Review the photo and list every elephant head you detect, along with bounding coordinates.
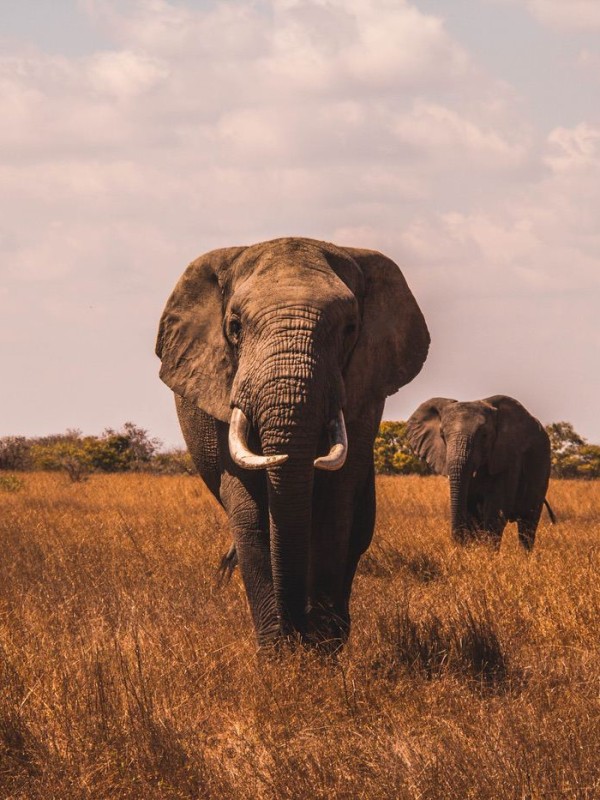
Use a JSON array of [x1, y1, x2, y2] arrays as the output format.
[[156, 237, 429, 638], [406, 395, 542, 542]]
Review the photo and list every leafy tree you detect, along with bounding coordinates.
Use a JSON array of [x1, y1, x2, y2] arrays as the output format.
[[574, 444, 600, 480], [31, 440, 93, 482], [0, 437, 32, 470], [546, 422, 587, 478], [100, 422, 161, 470], [83, 435, 133, 472], [374, 421, 429, 475]]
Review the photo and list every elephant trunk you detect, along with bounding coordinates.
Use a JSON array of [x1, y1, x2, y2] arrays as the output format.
[[447, 433, 473, 543], [233, 321, 336, 639], [264, 441, 315, 638], [259, 391, 325, 639]]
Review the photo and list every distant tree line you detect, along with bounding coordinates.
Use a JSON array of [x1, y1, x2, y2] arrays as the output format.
[[0, 419, 599, 481], [0, 423, 193, 481]]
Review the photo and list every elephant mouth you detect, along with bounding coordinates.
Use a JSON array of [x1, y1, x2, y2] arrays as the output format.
[[228, 407, 348, 472]]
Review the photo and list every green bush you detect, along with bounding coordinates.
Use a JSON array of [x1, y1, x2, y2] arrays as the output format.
[[374, 421, 429, 476], [150, 449, 195, 475], [31, 440, 93, 482], [0, 474, 23, 492], [546, 422, 600, 479]]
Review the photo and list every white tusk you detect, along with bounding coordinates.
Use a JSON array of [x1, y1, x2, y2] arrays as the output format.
[[314, 410, 348, 471], [228, 407, 288, 470]]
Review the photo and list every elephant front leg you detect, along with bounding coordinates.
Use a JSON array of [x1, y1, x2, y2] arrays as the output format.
[[219, 469, 279, 647], [308, 450, 377, 651], [307, 474, 353, 650], [472, 475, 508, 547]]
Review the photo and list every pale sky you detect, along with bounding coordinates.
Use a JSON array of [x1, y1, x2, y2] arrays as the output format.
[[1, 0, 599, 447]]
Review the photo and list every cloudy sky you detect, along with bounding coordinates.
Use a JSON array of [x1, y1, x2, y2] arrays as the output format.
[[1, 0, 599, 446]]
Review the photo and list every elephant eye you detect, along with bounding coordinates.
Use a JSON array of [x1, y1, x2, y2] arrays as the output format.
[[227, 316, 242, 345]]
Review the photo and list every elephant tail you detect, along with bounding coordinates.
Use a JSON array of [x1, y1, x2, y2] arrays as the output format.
[[217, 544, 238, 585], [544, 498, 557, 525]]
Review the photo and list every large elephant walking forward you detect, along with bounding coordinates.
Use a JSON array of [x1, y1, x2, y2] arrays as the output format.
[[157, 237, 429, 649], [406, 395, 554, 550]]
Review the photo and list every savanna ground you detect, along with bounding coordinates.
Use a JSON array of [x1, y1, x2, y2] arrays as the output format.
[[0, 473, 599, 799]]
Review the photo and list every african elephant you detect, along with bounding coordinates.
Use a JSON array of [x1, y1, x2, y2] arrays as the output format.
[[406, 395, 554, 550], [156, 237, 429, 649]]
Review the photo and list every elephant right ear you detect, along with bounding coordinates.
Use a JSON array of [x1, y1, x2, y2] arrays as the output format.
[[155, 247, 246, 423], [405, 398, 457, 475]]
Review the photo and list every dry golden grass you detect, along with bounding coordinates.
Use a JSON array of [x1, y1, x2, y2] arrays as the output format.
[[1, 473, 599, 799]]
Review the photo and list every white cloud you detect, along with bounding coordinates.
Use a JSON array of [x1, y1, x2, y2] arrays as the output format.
[[392, 101, 529, 168], [544, 123, 600, 171], [87, 50, 169, 97], [491, 0, 600, 30]]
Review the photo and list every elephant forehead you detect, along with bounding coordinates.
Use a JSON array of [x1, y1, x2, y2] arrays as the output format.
[[232, 238, 364, 297], [446, 403, 490, 427], [232, 267, 358, 313]]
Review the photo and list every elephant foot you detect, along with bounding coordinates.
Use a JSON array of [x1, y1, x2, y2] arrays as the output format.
[[473, 530, 502, 551], [451, 527, 472, 546], [255, 607, 349, 657], [306, 603, 350, 655], [453, 525, 502, 550], [256, 630, 307, 660], [517, 527, 536, 551]]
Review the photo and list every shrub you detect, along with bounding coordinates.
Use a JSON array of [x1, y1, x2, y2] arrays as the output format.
[[546, 422, 600, 479], [100, 422, 161, 471], [374, 421, 429, 475], [0, 437, 32, 470], [31, 440, 93, 482], [0, 474, 23, 492], [150, 449, 195, 475]]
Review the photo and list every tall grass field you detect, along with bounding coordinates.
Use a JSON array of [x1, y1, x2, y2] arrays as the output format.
[[1, 473, 599, 798]]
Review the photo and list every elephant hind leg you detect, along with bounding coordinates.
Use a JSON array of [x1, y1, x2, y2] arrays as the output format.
[[517, 503, 543, 551], [517, 520, 536, 551], [516, 441, 551, 551]]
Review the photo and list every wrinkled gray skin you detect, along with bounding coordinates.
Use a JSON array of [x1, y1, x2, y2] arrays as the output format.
[[406, 396, 553, 550], [157, 237, 429, 650]]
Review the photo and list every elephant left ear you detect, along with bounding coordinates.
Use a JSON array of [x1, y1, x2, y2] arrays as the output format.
[[155, 246, 246, 422], [485, 395, 542, 474], [341, 248, 430, 420]]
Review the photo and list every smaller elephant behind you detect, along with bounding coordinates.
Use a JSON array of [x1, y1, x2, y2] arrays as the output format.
[[406, 395, 555, 549]]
